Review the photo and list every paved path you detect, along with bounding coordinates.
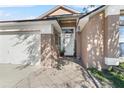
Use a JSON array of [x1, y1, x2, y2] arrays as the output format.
[[0, 64, 34, 88], [14, 57, 96, 88]]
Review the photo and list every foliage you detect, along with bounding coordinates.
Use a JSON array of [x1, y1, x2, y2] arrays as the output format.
[[107, 71, 124, 88], [82, 5, 98, 13], [60, 48, 65, 56], [88, 68, 107, 82], [108, 66, 113, 71], [88, 67, 124, 88], [119, 63, 124, 69]]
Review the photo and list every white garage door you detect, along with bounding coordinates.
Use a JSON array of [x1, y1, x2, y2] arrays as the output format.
[[0, 32, 40, 64]]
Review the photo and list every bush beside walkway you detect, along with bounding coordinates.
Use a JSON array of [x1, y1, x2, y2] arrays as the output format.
[[88, 64, 124, 88]]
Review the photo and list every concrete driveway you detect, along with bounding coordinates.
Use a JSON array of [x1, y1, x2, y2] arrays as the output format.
[[0, 57, 96, 88], [15, 57, 96, 88], [0, 64, 34, 88]]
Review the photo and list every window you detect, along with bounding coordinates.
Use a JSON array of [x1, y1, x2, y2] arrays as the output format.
[[119, 26, 124, 57], [119, 14, 124, 57], [120, 16, 124, 20], [62, 29, 73, 33]]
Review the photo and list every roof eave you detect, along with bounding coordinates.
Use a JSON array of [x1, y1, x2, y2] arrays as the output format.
[[79, 5, 107, 19], [0, 17, 57, 23], [37, 5, 81, 19], [77, 5, 108, 32]]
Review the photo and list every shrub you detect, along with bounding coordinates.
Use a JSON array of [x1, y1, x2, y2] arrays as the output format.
[[119, 63, 124, 69]]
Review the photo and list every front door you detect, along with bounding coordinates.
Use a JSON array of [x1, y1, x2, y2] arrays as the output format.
[[61, 28, 75, 56]]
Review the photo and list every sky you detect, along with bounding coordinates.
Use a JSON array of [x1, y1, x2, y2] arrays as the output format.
[[0, 5, 98, 21]]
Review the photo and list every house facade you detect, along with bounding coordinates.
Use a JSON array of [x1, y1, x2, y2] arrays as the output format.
[[77, 5, 124, 69], [0, 5, 124, 69]]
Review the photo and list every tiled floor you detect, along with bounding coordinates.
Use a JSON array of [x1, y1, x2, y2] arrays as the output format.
[[14, 57, 96, 88]]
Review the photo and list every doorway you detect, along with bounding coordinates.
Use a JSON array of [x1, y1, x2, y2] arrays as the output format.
[[61, 27, 75, 56]]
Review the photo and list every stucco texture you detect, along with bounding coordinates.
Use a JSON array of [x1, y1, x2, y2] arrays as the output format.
[[77, 11, 120, 69], [79, 11, 105, 69], [104, 15, 120, 58], [41, 31, 60, 69]]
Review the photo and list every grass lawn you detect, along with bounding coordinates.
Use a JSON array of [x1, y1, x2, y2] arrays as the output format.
[[88, 66, 124, 88]]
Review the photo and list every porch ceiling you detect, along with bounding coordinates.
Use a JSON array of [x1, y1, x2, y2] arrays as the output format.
[[58, 19, 76, 27]]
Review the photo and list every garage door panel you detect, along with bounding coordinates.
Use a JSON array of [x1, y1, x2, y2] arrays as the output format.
[[0, 33, 40, 64]]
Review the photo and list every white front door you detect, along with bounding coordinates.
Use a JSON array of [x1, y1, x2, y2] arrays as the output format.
[[61, 28, 75, 56]]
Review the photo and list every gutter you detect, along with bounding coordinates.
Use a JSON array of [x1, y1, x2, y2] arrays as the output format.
[[79, 5, 106, 19], [0, 17, 57, 23], [76, 5, 106, 29]]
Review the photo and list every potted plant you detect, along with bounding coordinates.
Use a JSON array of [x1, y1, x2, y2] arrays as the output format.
[[60, 48, 65, 57]]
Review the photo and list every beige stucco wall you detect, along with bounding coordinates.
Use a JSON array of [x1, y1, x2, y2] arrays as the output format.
[[79, 11, 105, 69], [41, 29, 60, 69], [104, 6, 120, 66], [49, 8, 72, 16], [104, 15, 120, 58], [78, 7, 120, 69], [104, 15, 120, 66], [75, 32, 81, 58]]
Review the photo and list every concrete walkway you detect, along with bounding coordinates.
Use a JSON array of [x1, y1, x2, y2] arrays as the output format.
[[14, 57, 96, 88], [0, 64, 34, 88]]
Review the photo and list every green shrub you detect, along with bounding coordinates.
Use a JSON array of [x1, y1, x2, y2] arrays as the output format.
[[88, 68, 107, 82], [119, 63, 124, 69], [108, 66, 113, 71], [88, 67, 124, 87]]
